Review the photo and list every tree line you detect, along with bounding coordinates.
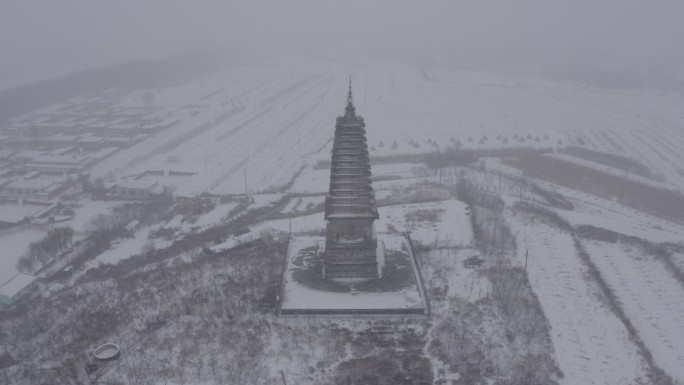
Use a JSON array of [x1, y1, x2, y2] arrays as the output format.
[[16, 227, 74, 273]]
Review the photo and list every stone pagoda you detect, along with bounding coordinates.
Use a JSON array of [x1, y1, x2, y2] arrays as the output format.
[[323, 78, 380, 279]]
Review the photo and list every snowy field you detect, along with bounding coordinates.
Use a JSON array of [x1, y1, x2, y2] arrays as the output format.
[[4, 56, 684, 384], [510, 219, 651, 385], [21, 57, 677, 198], [583, 240, 684, 382], [377, 199, 473, 248], [532, 181, 684, 244]]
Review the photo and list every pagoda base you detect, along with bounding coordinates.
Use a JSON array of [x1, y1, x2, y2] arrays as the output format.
[[323, 241, 381, 279], [324, 262, 379, 279], [278, 235, 428, 317]]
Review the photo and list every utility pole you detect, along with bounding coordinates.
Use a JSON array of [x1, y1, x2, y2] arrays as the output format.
[[65, 252, 73, 277], [525, 249, 528, 272], [204, 157, 209, 193], [497, 171, 502, 198], [243, 168, 248, 195], [280, 370, 287, 385]]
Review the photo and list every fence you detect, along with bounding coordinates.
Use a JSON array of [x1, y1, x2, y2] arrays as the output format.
[[280, 307, 425, 316]]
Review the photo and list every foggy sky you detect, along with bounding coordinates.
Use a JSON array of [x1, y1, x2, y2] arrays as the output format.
[[1, 0, 683, 86]]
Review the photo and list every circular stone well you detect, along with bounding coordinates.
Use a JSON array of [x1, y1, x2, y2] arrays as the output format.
[[93, 343, 120, 361]]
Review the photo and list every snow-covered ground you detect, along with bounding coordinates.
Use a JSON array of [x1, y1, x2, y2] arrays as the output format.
[[15, 56, 679, 198], [280, 196, 324, 214], [534, 181, 684, 244], [160, 201, 240, 235], [510, 219, 651, 385], [583, 239, 684, 383], [378, 199, 472, 248], [64, 200, 122, 234], [5, 56, 684, 383], [547, 152, 669, 189], [87, 228, 157, 267]]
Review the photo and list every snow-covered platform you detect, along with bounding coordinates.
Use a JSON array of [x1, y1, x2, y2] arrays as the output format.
[[278, 234, 428, 316]]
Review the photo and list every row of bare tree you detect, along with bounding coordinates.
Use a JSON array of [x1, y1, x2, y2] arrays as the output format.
[[16, 227, 74, 273]]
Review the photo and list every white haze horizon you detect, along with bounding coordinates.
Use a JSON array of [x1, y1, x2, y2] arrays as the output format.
[[1, 0, 683, 90]]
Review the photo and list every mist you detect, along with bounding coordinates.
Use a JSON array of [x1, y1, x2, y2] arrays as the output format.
[[4, 1, 684, 385], [2, 0, 683, 88]]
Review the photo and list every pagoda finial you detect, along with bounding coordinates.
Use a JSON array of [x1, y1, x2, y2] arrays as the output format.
[[345, 76, 356, 117]]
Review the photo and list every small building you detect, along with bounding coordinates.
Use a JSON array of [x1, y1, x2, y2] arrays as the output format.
[[0, 179, 64, 201], [0, 200, 55, 228], [103, 134, 148, 148], [0, 273, 40, 306], [110, 179, 161, 199], [75, 133, 105, 148], [25, 153, 91, 174], [122, 219, 142, 237], [12, 150, 46, 163]]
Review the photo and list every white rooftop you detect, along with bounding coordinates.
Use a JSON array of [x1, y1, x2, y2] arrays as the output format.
[[7, 179, 55, 190], [123, 219, 141, 231], [0, 273, 37, 298]]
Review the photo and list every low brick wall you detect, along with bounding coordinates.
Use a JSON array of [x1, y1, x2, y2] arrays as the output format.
[[404, 233, 431, 316], [280, 307, 425, 316]]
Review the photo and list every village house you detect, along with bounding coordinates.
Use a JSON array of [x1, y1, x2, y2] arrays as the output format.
[[110, 179, 161, 199], [0, 273, 41, 306], [0, 179, 65, 201], [122, 219, 142, 237]]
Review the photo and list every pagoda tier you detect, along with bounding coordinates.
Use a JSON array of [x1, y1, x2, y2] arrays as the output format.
[[323, 79, 380, 279], [325, 95, 378, 221]]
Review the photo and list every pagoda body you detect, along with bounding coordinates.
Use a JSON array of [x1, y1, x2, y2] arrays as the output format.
[[323, 79, 379, 279]]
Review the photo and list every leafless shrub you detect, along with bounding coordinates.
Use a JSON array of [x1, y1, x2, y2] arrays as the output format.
[[528, 183, 574, 210], [485, 267, 552, 345], [512, 201, 573, 232], [456, 179, 515, 258]]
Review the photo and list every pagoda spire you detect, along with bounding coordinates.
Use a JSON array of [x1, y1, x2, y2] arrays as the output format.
[[345, 76, 355, 117]]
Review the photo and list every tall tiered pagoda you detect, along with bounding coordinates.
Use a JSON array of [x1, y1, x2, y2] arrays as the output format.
[[323, 79, 380, 279]]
